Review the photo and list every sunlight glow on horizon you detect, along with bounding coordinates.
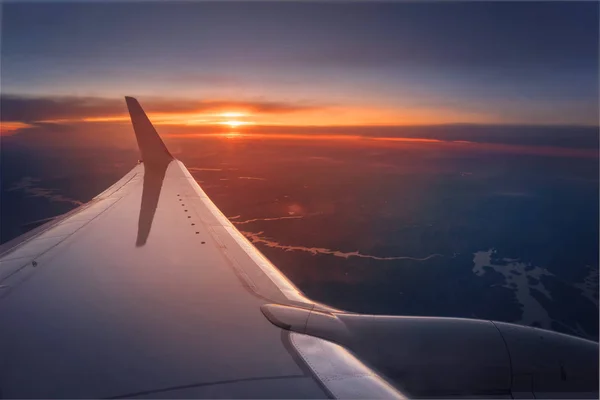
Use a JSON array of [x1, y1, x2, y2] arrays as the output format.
[[219, 112, 246, 118], [0, 121, 33, 135], [9, 95, 593, 137], [219, 120, 253, 128], [55, 105, 500, 128]]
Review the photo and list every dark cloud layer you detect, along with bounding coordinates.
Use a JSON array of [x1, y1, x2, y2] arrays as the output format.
[[0, 94, 324, 123], [1, 96, 123, 123]]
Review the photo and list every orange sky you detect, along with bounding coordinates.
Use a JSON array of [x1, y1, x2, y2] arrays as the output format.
[[0, 122, 32, 136], [52, 104, 499, 129], [2, 90, 597, 138]]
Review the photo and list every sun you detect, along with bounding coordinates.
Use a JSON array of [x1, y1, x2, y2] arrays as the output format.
[[218, 120, 254, 128], [219, 112, 245, 118], [225, 120, 245, 128]]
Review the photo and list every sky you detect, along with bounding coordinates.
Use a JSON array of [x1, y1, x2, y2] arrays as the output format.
[[1, 1, 599, 133]]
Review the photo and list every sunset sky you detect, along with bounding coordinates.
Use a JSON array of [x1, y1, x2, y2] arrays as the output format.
[[1, 1, 598, 134]]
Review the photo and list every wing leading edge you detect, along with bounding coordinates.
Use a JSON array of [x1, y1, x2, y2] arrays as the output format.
[[0, 97, 596, 399]]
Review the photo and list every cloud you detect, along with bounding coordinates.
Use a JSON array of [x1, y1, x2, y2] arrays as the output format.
[[0, 94, 326, 124], [0, 121, 33, 135], [1, 96, 124, 123], [3, 95, 597, 160], [167, 73, 244, 87]]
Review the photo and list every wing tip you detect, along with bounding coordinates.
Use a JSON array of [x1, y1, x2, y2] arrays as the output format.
[[125, 96, 173, 164], [125, 96, 140, 110]]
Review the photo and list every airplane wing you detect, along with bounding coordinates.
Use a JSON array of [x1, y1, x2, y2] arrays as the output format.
[[0, 97, 597, 399]]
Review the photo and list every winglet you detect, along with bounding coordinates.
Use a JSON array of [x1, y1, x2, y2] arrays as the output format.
[[125, 96, 173, 165]]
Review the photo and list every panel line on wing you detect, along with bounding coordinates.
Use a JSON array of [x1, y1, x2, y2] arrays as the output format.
[[107, 374, 308, 399], [175, 161, 313, 303], [0, 190, 130, 291]]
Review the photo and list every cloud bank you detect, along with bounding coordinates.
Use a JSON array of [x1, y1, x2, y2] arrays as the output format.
[[0, 94, 325, 124]]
